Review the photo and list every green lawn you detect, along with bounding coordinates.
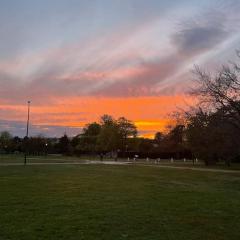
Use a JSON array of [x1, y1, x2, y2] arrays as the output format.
[[0, 154, 87, 163], [0, 164, 240, 240], [0, 154, 120, 164], [1, 154, 240, 171], [0, 154, 190, 165]]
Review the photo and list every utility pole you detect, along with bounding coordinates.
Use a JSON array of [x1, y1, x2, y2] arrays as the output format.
[[24, 101, 31, 165]]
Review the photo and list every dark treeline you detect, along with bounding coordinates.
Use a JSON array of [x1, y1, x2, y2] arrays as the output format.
[[1, 54, 240, 165], [181, 53, 240, 165], [0, 116, 191, 161]]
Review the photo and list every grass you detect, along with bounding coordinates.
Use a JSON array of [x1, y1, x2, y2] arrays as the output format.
[[0, 154, 119, 164], [0, 164, 240, 240], [1, 154, 240, 171], [136, 161, 240, 171], [0, 154, 85, 163]]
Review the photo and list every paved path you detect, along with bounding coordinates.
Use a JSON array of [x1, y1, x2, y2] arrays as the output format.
[[0, 160, 131, 166], [0, 161, 239, 174]]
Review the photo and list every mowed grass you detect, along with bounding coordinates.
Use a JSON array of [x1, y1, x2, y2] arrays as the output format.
[[2, 154, 240, 171], [0, 154, 87, 163], [0, 165, 240, 240]]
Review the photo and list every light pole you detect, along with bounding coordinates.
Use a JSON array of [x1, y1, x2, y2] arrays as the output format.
[[24, 101, 31, 165]]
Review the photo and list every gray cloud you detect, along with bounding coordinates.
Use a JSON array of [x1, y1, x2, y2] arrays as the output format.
[[0, 119, 82, 138], [0, 1, 239, 104], [173, 26, 227, 55], [172, 7, 230, 56]]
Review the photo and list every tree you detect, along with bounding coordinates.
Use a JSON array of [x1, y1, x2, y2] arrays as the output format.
[[72, 122, 102, 154], [0, 131, 12, 153], [82, 122, 101, 136], [11, 136, 22, 153], [192, 55, 240, 131], [100, 114, 115, 126], [138, 138, 153, 153], [97, 116, 120, 153], [186, 54, 240, 165], [117, 117, 137, 138], [185, 108, 240, 165], [168, 125, 185, 147], [117, 117, 137, 151], [154, 132, 164, 144], [26, 136, 46, 155], [96, 115, 138, 154], [58, 134, 71, 155]]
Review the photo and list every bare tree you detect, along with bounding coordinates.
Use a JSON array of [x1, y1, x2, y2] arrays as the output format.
[[191, 53, 240, 130], [182, 53, 240, 165]]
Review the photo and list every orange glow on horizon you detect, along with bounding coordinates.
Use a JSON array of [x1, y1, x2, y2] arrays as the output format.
[[0, 95, 194, 137]]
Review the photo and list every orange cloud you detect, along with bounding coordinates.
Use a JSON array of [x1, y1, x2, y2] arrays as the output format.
[[0, 95, 193, 137]]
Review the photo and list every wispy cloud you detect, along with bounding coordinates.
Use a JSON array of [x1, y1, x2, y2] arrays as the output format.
[[0, 1, 240, 136]]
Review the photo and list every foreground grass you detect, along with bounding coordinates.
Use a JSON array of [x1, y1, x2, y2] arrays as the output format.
[[0, 165, 240, 240]]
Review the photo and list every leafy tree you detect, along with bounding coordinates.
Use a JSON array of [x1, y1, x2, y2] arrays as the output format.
[[185, 108, 240, 165], [0, 131, 12, 153], [58, 134, 71, 155], [100, 114, 115, 126], [82, 122, 101, 136], [117, 117, 137, 151], [11, 136, 22, 152], [154, 125, 186, 154], [97, 116, 120, 152], [71, 122, 102, 154], [154, 132, 164, 144], [138, 138, 153, 153], [26, 136, 46, 155], [117, 117, 137, 138], [73, 135, 99, 153], [192, 55, 240, 131], [168, 125, 185, 148], [96, 115, 138, 153]]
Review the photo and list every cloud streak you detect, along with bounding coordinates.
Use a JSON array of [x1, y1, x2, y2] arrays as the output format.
[[0, 1, 240, 136]]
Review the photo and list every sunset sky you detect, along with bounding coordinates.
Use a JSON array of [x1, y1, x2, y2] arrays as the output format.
[[0, 0, 240, 138]]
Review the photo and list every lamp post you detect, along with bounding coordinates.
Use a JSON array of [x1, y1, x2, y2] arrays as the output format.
[[24, 101, 31, 165]]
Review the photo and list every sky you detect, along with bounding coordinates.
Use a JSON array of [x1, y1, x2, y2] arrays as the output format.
[[0, 0, 240, 138]]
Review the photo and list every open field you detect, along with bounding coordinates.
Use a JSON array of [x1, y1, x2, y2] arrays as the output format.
[[0, 164, 240, 240], [1, 154, 240, 171], [0, 154, 90, 164]]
